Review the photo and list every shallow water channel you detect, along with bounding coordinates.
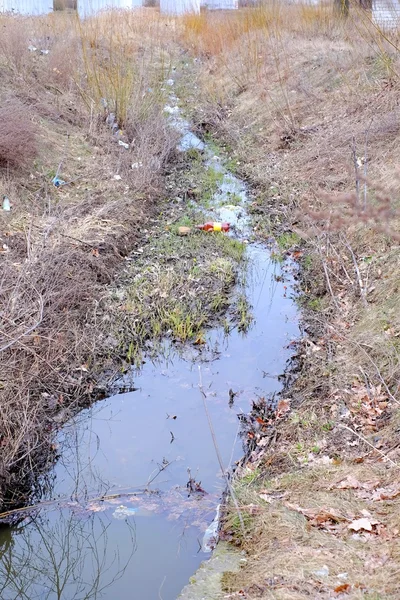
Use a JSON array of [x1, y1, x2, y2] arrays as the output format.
[[0, 116, 299, 599]]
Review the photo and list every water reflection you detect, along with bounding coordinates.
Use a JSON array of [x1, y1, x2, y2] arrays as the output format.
[[0, 510, 136, 600]]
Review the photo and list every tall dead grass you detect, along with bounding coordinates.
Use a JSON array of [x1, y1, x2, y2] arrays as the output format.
[[0, 97, 38, 167], [0, 9, 178, 510]]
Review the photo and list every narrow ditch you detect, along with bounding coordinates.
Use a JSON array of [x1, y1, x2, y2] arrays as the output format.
[[0, 81, 299, 600]]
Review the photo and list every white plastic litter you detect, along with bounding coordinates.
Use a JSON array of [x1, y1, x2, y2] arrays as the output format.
[[112, 505, 138, 520], [202, 504, 221, 552]]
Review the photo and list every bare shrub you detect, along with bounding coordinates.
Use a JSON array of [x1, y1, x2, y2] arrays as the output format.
[[0, 18, 30, 74], [0, 97, 38, 168], [123, 105, 179, 191]]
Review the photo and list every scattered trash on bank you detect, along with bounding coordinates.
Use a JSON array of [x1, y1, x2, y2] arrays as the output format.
[[2, 196, 11, 211], [52, 176, 67, 188], [196, 222, 230, 232], [118, 140, 130, 150], [202, 504, 221, 552], [27, 45, 49, 55]]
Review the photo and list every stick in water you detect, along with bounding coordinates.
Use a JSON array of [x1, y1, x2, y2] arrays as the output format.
[[198, 365, 246, 538]]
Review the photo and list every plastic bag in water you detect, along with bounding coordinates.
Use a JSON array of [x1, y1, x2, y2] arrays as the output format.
[[112, 505, 138, 520], [202, 504, 221, 552]]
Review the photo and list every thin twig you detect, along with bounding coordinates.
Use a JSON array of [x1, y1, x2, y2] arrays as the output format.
[[146, 459, 175, 487], [0, 288, 44, 353], [198, 366, 246, 539], [0, 489, 147, 522], [342, 236, 367, 307], [158, 575, 166, 600], [317, 236, 340, 311], [363, 118, 373, 212], [351, 136, 360, 205], [338, 424, 398, 467], [321, 259, 341, 311]]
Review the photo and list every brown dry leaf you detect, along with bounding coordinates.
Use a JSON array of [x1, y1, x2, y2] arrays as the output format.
[[312, 508, 348, 526], [91, 248, 99, 257], [348, 517, 380, 532], [334, 584, 351, 594], [178, 226, 191, 236], [259, 493, 273, 503], [276, 398, 291, 418], [285, 503, 349, 526], [371, 486, 400, 501], [334, 475, 363, 490], [365, 554, 389, 572], [345, 383, 389, 430], [333, 476, 379, 492]]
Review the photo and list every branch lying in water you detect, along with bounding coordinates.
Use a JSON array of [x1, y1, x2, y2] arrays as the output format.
[[198, 365, 246, 540], [0, 489, 149, 523]]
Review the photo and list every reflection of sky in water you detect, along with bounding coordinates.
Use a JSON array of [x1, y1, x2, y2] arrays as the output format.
[[0, 96, 300, 600], [0, 509, 202, 600]]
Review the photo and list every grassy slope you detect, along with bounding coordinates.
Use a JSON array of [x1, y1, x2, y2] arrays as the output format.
[[177, 5, 400, 599]]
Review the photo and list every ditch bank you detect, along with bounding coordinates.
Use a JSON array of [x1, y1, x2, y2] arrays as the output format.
[[176, 36, 400, 599]]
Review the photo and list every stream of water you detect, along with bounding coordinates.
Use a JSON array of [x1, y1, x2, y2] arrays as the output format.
[[0, 99, 299, 600]]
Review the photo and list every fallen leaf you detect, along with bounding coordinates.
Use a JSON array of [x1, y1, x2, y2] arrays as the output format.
[[259, 494, 273, 503], [334, 583, 350, 593], [276, 398, 291, 418], [91, 248, 99, 257], [333, 476, 379, 491], [372, 486, 400, 501], [178, 226, 191, 236], [285, 503, 349, 526], [334, 476, 363, 489], [348, 517, 379, 532]]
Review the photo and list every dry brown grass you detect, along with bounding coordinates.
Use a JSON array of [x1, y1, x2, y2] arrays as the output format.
[[175, 3, 400, 597], [224, 463, 400, 598], [0, 9, 179, 510], [0, 97, 38, 168]]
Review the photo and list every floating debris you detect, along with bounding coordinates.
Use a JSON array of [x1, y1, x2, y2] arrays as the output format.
[[202, 504, 221, 552], [196, 222, 230, 232], [112, 505, 138, 520]]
